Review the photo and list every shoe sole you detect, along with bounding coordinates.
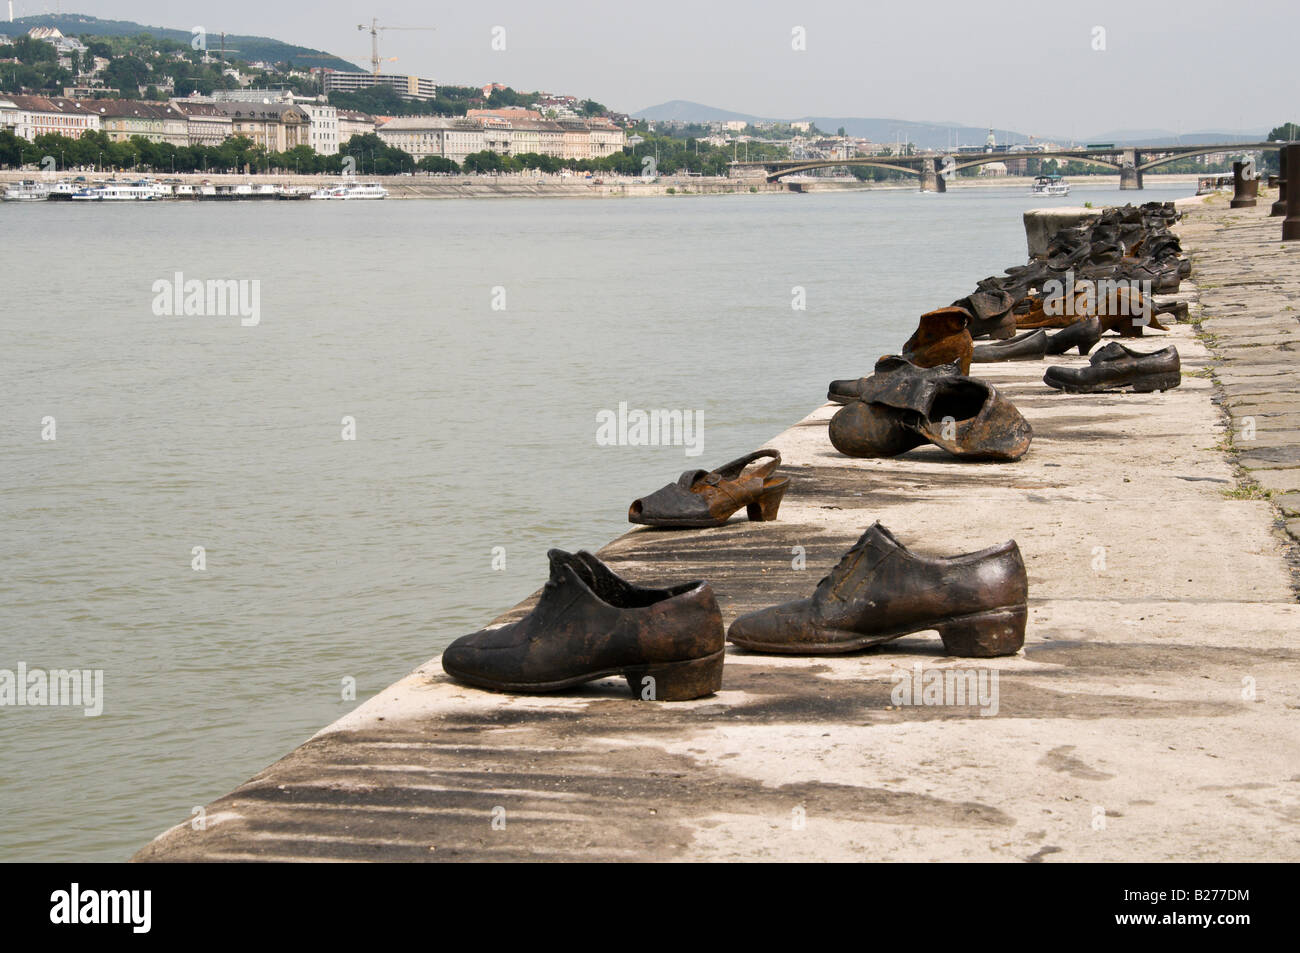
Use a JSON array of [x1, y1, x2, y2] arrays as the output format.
[[1046, 372, 1181, 394], [727, 606, 1027, 658], [441, 647, 725, 701]]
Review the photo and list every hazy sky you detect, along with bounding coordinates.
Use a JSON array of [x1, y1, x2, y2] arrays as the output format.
[[15, 0, 1297, 138]]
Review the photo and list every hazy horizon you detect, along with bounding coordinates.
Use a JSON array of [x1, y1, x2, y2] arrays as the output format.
[[7, 0, 1296, 141]]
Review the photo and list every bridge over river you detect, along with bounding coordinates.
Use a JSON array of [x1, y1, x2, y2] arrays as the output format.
[[730, 142, 1284, 190]]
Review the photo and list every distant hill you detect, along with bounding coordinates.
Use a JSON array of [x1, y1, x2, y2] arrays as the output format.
[[0, 13, 362, 72], [633, 101, 1030, 150], [633, 101, 1270, 150], [1072, 128, 1270, 146]]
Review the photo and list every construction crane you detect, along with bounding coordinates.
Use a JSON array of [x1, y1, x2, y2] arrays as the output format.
[[357, 18, 436, 75]]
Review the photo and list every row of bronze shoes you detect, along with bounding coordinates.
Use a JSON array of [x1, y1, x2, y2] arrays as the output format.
[[827, 201, 1188, 459], [439, 204, 1186, 701], [441, 524, 1029, 700]]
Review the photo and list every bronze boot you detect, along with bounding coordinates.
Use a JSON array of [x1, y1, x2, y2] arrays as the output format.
[[727, 523, 1028, 657], [901, 306, 973, 374], [829, 362, 1032, 462], [442, 550, 725, 700]]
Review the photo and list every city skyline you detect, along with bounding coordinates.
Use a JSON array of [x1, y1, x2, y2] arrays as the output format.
[[6, 0, 1295, 142]]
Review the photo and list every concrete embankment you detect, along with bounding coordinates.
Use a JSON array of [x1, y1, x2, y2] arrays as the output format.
[[134, 195, 1300, 862], [2, 169, 1204, 200]]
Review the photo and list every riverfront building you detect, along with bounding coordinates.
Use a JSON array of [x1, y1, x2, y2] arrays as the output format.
[[88, 100, 188, 146], [213, 102, 311, 152], [0, 94, 101, 140], [172, 101, 233, 147], [376, 114, 627, 165]]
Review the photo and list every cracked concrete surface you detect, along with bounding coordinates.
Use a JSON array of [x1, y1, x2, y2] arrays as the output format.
[[134, 198, 1300, 863]]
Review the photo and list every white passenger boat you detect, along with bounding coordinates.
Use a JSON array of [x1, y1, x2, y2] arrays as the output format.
[[47, 181, 77, 201], [2, 180, 50, 201], [1030, 174, 1070, 196], [310, 182, 389, 200], [70, 182, 157, 201]]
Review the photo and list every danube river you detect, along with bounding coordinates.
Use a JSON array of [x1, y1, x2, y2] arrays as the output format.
[[0, 182, 1191, 860]]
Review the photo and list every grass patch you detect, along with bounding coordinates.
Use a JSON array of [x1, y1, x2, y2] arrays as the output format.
[[1223, 483, 1273, 500]]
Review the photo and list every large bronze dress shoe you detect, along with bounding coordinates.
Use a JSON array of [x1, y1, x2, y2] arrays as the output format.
[[828, 355, 961, 404], [442, 550, 725, 700], [972, 328, 1050, 362], [629, 449, 788, 527], [829, 363, 1032, 462], [727, 523, 1028, 657], [1043, 342, 1181, 393], [901, 306, 973, 374]]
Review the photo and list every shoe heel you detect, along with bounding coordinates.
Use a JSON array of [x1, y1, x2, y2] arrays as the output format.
[[623, 649, 724, 701], [746, 481, 788, 522], [934, 607, 1026, 657]]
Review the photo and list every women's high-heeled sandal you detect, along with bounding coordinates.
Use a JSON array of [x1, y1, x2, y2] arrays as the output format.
[[628, 449, 789, 528]]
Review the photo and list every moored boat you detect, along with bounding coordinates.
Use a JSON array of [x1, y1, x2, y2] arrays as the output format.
[[3, 180, 50, 202], [1030, 174, 1070, 196]]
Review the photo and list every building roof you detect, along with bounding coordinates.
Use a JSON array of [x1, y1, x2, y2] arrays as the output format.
[[214, 102, 308, 121], [88, 99, 186, 121], [172, 101, 230, 118], [0, 94, 100, 117]]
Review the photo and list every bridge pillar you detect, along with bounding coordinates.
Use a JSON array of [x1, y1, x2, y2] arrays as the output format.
[[934, 168, 947, 193], [1230, 160, 1258, 208], [1271, 148, 1287, 217], [1283, 145, 1300, 241], [1119, 149, 1143, 190], [920, 158, 939, 193]]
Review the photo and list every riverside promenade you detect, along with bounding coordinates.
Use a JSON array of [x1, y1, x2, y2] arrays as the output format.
[[135, 197, 1300, 862]]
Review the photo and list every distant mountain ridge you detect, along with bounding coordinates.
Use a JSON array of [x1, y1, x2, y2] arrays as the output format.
[[0, 13, 362, 72], [633, 100, 1267, 150]]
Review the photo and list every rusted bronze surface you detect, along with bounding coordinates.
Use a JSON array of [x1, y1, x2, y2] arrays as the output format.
[[1044, 342, 1181, 394], [901, 306, 974, 374], [828, 361, 1032, 462], [629, 450, 789, 528], [442, 550, 725, 700], [727, 523, 1028, 657]]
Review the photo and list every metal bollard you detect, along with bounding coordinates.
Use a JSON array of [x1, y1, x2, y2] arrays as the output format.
[[1271, 148, 1288, 217], [1230, 160, 1258, 208], [1284, 145, 1300, 240]]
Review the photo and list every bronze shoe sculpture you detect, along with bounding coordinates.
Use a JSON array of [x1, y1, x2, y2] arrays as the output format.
[[952, 289, 1017, 340], [829, 361, 1032, 462], [1043, 342, 1181, 394], [901, 306, 973, 374], [1045, 316, 1103, 356], [629, 449, 789, 528], [828, 355, 961, 404], [727, 523, 1028, 657], [972, 328, 1050, 362], [441, 550, 725, 700]]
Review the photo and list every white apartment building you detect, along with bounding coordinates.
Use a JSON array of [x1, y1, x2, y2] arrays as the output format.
[[299, 102, 339, 155], [375, 116, 486, 165]]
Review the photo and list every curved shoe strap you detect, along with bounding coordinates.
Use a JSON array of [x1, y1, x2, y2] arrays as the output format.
[[680, 448, 781, 488]]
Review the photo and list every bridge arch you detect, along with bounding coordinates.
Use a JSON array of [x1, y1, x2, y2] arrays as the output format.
[[763, 159, 921, 182], [950, 153, 1120, 173], [1138, 144, 1280, 172]]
